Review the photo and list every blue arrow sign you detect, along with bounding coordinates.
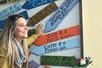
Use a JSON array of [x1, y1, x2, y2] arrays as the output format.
[[0, 11, 29, 29], [0, 2, 21, 21], [19, 11, 29, 20], [28, 60, 39, 68], [30, 35, 80, 55], [44, 0, 79, 33], [0, 20, 4, 29], [22, 0, 57, 10]]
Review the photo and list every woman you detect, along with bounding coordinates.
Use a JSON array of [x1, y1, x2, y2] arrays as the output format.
[[0, 14, 43, 68]]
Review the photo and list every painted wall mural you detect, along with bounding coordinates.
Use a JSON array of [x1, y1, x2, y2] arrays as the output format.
[[0, 0, 88, 68], [0, 0, 25, 4]]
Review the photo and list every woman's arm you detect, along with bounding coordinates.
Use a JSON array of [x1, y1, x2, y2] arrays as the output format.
[[22, 23, 43, 58], [23, 23, 43, 47], [23, 34, 40, 47], [22, 34, 40, 68]]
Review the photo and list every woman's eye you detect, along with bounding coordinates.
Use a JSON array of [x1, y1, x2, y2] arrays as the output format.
[[20, 25, 23, 27], [19, 24, 24, 27]]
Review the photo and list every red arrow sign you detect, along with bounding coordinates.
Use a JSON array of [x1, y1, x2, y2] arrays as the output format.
[[33, 25, 80, 46]]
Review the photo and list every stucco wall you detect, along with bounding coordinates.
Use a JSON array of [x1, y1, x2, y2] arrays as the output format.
[[82, 0, 102, 68]]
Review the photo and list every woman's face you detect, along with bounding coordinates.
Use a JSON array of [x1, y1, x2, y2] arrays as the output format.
[[14, 17, 28, 40]]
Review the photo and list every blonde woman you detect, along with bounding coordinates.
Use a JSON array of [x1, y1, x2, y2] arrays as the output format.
[[0, 14, 43, 68]]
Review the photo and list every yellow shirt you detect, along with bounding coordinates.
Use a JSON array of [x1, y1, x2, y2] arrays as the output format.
[[0, 34, 39, 68]]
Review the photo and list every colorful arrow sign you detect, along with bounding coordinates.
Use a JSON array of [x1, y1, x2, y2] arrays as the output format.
[[30, 36, 80, 55], [41, 55, 78, 66], [44, 0, 79, 33], [0, 20, 3, 29], [33, 25, 80, 46], [19, 11, 29, 20], [22, 0, 57, 10], [0, 2, 21, 21], [27, 3, 58, 26]]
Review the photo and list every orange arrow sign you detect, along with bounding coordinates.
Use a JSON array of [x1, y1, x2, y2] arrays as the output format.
[[33, 25, 80, 46]]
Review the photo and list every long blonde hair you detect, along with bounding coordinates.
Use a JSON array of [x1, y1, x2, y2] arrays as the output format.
[[0, 14, 25, 67]]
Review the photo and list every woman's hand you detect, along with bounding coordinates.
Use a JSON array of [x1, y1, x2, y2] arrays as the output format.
[[35, 24, 44, 35]]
